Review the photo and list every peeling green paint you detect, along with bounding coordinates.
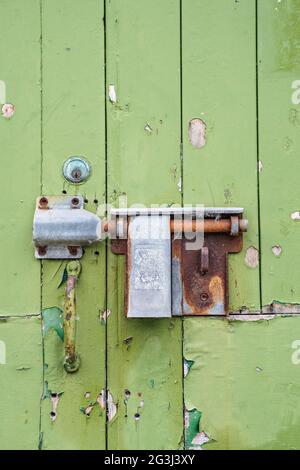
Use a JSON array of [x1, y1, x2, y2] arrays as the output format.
[[3, 0, 300, 452], [185, 408, 201, 449], [184, 316, 300, 449], [183, 359, 194, 378], [42, 307, 64, 341]]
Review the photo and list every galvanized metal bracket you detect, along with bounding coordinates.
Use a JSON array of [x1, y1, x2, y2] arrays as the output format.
[[110, 208, 247, 317], [33, 195, 102, 259]]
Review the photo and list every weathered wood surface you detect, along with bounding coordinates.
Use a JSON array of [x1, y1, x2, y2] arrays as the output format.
[[1, 0, 300, 450]]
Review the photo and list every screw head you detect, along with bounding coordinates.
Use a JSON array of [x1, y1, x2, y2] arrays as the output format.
[[63, 157, 90, 184], [37, 246, 47, 256], [200, 292, 209, 302], [68, 246, 78, 256], [71, 197, 80, 207], [39, 197, 48, 209]]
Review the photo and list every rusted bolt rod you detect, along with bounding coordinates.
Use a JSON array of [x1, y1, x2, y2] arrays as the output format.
[[171, 218, 248, 233], [103, 218, 248, 234]]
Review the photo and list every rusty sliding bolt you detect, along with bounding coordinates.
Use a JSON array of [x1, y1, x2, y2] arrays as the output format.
[[170, 217, 247, 234], [64, 260, 81, 373], [103, 217, 248, 236]]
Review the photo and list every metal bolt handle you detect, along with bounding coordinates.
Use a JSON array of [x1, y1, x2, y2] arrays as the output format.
[[64, 260, 81, 373]]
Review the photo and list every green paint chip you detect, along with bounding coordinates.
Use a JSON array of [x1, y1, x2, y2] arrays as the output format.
[[42, 307, 64, 341], [185, 408, 202, 449]]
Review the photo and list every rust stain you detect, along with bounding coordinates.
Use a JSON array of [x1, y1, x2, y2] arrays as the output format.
[[111, 215, 244, 316], [181, 233, 242, 315]]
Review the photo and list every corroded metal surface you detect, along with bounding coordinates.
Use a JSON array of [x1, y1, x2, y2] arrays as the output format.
[[33, 195, 102, 259], [64, 260, 81, 372], [179, 233, 243, 315], [111, 213, 244, 316], [126, 215, 172, 318]]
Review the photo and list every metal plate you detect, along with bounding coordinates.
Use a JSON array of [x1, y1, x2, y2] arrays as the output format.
[[127, 215, 171, 318], [33, 195, 102, 259], [172, 233, 243, 315]]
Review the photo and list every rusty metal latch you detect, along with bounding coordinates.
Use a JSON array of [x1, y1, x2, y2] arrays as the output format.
[[33, 198, 248, 317], [110, 207, 248, 317]]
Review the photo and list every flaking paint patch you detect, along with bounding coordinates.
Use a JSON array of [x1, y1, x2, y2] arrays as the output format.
[[272, 245, 282, 257], [1, 103, 15, 118], [80, 401, 96, 417], [184, 358, 195, 378], [80, 390, 106, 418], [245, 246, 259, 269], [263, 301, 300, 314], [258, 160, 263, 172], [109, 84, 117, 103], [100, 309, 111, 324], [191, 431, 210, 447], [0, 80, 6, 103], [97, 389, 106, 410], [229, 314, 275, 322], [177, 177, 182, 192], [144, 123, 152, 134], [42, 307, 64, 341], [291, 211, 300, 220], [43, 382, 64, 423], [50, 392, 63, 422], [107, 390, 117, 422], [188, 118, 206, 148], [185, 408, 210, 450]]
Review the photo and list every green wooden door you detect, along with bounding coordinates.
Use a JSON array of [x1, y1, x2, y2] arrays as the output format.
[[1, 0, 300, 450]]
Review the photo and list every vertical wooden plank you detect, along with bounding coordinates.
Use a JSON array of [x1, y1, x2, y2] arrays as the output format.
[[40, 0, 106, 449], [0, 0, 41, 315], [182, 0, 260, 314], [106, 0, 183, 449], [182, 0, 259, 450], [0, 0, 42, 450], [184, 316, 300, 449], [258, 0, 300, 311], [0, 318, 43, 450]]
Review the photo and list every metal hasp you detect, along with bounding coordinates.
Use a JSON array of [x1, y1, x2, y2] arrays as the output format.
[[33, 195, 102, 259], [110, 207, 248, 317], [126, 215, 172, 318], [64, 261, 81, 373]]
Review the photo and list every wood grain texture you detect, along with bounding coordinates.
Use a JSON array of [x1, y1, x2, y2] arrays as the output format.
[[258, 0, 300, 309], [182, 0, 260, 313], [182, 0, 260, 450], [0, 0, 41, 315], [106, 0, 183, 450], [184, 316, 300, 449], [40, 0, 106, 450], [0, 317, 42, 449]]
